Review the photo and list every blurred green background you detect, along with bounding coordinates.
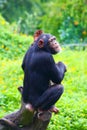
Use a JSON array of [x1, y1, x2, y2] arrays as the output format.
[[0, 0, 87, 130], [0, 0, 87, 43]]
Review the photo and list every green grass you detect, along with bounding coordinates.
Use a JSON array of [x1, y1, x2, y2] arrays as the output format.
[[0, 49, 87, 130]]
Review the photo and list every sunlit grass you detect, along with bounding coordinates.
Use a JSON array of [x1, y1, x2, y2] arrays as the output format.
[[0, 58, 23, 116], [0, 49, 87, 130]]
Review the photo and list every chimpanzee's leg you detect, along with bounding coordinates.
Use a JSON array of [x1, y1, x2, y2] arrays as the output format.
[[34, 84, 64, 111]]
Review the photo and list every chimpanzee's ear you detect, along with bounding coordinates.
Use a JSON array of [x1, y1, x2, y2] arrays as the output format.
[[34, 30, 43, 41], [38, 39, 44, 48]]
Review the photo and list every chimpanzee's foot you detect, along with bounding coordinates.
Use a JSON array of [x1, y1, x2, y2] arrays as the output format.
[[49, 106, 59, 114], [25, 103, 34, 112]]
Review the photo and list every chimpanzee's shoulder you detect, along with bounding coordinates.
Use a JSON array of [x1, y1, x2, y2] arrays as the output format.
[[39, 51, 52, 58], [38, 51, 54, 63]]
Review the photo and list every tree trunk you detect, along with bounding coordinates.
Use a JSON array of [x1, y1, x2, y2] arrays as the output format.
[[0, 87, 52, 130]]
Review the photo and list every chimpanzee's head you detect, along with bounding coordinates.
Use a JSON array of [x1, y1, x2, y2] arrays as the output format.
[[34, 30, 62, 54]]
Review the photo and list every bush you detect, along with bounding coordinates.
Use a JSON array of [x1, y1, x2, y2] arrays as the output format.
[[0, 1, 87, 43], [0, 15, 33, 59], [17, 12, 38, 34], [40, 0, 87, 43]]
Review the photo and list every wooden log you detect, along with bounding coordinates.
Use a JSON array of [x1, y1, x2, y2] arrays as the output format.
[[0, 87, 52, 130]]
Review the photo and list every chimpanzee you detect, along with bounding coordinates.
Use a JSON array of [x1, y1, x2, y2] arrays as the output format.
[[22, 30, 67, 114]]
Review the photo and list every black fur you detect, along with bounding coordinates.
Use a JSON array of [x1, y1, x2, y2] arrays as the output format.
[[22, 34, 66, 110]]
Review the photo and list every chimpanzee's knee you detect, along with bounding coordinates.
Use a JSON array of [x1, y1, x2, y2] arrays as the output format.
[[34, 84, 64, 110], [56, 84, 64, 95], [36, 84, 64, 110]]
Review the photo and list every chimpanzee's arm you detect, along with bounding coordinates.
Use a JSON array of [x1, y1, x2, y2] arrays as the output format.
[[48, 55, 66, 84], [22, 57, 26, 71], [22, 50, 29, 71]]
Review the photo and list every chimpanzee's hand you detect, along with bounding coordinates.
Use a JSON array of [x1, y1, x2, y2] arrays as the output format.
[[56, 61, 67, 73]]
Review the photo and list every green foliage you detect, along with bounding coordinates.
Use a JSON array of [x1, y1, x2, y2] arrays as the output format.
[[50, 49, 87, 130], [0, 49, 87, 130], [0, 0, 7, 8], [0, 58, 23, 116], [0, 15, 33, 59], [0, 0, 44, 34], [40, 0, 87, 43], [58, 16, 84, 43], [0, 0, 87, 43], [0, 0, 33, 22], [17, 12, 38, 34]]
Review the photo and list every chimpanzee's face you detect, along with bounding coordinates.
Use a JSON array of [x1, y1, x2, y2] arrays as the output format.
[[48, 36, 62, 54], [34, 32, 62, 54]]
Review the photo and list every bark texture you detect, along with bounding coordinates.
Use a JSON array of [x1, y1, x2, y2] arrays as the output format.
[[0, 87, 52, 130]]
